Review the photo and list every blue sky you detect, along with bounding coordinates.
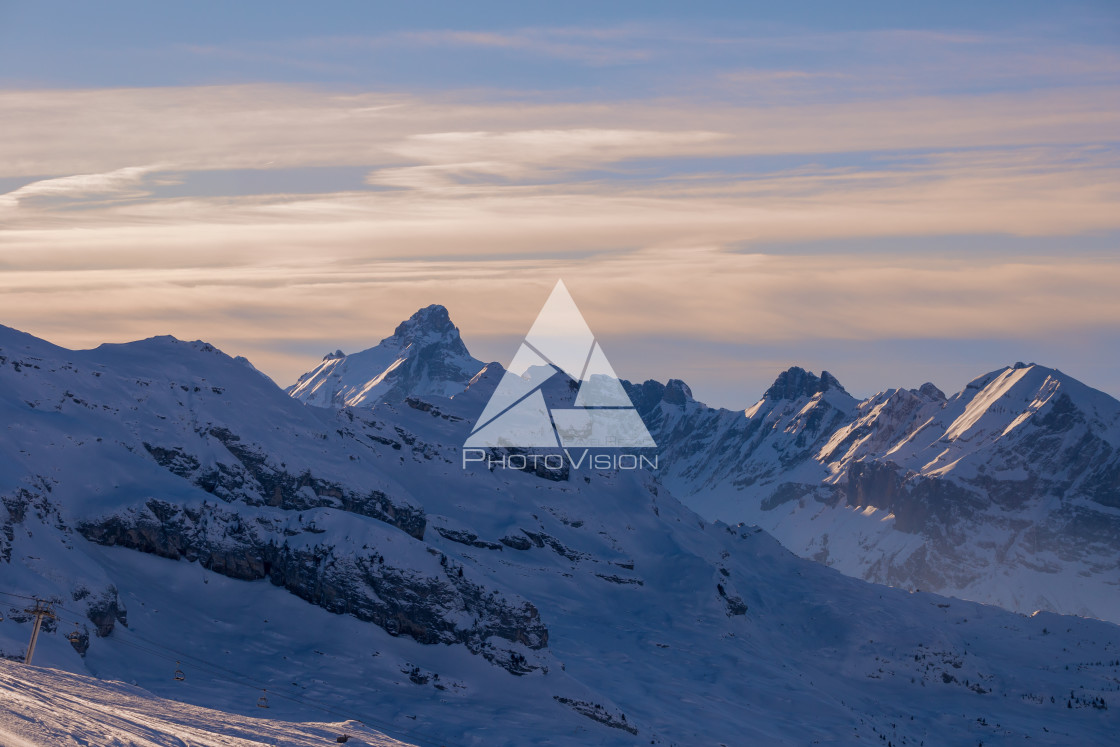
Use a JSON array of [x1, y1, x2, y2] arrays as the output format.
[[4, 1, 1117, 93], [0, 1, 1117, 406]]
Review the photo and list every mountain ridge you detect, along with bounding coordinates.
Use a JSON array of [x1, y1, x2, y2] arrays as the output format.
[[281, 309, 1120, 621], [3, 318, 1120, 744], [639, 360, 1120, 622], [280, 306, 1120, 622], [11, 311, 1119, 623]]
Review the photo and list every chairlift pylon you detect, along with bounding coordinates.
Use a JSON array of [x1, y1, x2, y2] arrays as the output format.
[[257, 689, 269, 708], [173, 661, 185, 681]]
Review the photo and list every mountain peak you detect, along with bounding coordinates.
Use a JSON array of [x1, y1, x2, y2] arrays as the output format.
[[622, 378, 700, 414], [663, 378, 694, 405], [764, 366, 847, 401], [287, 305, 482, 408], [392, 304, 456, 342], [382, 305, 471, 360], [915, 382, 946, 401]]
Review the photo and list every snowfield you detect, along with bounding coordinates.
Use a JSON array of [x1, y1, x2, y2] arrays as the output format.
[[0, 658, 412, 747], [2, 310, 1120, 745]]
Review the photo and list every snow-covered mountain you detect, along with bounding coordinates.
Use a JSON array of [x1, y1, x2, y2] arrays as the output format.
[[4, 319, 1120, 745], [283, 307, 1120, 621], [632, 363, 1120, 623], [287, 305, 483, 408]]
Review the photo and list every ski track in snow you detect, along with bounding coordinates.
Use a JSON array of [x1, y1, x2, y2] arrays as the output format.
[[0, 659, 412, 747]]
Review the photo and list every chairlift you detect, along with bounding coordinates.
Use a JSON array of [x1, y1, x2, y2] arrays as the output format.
[[257, 689, 269, 708], [173, 661, 185, 681], [66, 623, 82, 645]]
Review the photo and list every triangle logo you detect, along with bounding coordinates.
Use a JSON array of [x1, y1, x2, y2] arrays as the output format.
[[465, 280, 656, 449]]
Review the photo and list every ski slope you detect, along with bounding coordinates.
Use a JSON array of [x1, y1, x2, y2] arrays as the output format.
[[0, 658, 413, 747]]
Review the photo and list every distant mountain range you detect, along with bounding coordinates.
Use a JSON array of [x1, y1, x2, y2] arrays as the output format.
[[2, 309, 1119, 745], [632, 363, 1120, 623], [284, 305, 1120, 623]]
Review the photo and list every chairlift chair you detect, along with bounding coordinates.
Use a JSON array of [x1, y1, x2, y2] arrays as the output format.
[[257, 689, 269, 708], [173, 661, 185, 681], [66, 623, 82, 645]]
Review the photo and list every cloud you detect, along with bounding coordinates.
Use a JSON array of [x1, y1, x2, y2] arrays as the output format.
[[0, 165, 161, 208], [3, 140, 1116, 251], [2, 84, 1117, 183], [366, 128, 724, 189], [0, 46, 1115, 399], [3, 249, 1118, 399]]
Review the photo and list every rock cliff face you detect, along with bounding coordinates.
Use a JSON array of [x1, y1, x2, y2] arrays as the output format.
[[77, 498, 546, 672], [143, 427, 427, 541]]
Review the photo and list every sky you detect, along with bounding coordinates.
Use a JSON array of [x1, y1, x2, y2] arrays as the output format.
[[1, 0, 1118, 408]]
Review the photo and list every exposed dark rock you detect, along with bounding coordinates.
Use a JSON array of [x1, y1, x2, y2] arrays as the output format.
[[84, 586, 127, 637], [553, 696, 638, 734], [662, 379, 693, 406], [499, 534, 533, 551], [143, 430, 426, 540], [77, 500, 547, 673], [761, 482, 814, 512], [435, 527, 503, 551], [521, 530, 587, 562], [595, 574, 644, 586], [765, 367, 847, 401], [405, 397, 464, 422], [916, 382, 947, 401], [142, 444, 200, 479]]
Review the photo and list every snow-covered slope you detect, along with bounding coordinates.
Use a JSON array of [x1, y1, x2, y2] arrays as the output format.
[[628, 369, 857, 507], [286, 305, 483, 408], [282, 306, 1120, 621], [286, 309, 1118, 623], [636, 364, 1120, 623], [0, 659, 410, 747], [4, 321, 1120, 745]]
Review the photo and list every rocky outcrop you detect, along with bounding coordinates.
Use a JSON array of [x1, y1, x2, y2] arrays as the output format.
[[143, 430, 426, 540], [435, 526, 504, 550], [77, 499, 547, 674], [553, 697, 638, 735], [763, 367, 846, 400], [500, 534, 533, 551], [72, 585, 128, 638]]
